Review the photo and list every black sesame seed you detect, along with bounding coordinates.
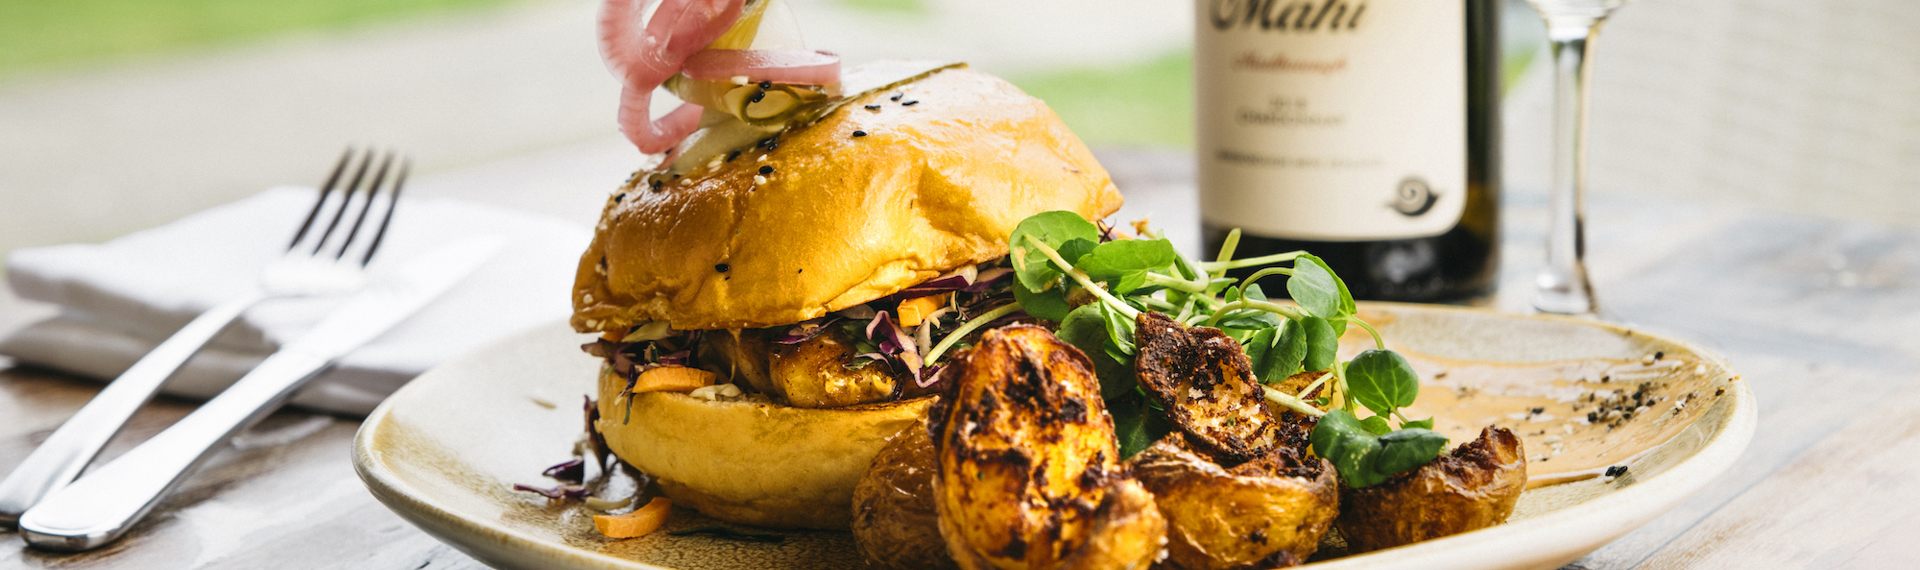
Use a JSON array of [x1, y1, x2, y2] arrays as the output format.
[[715, 263, 730, 273], [758, 165, 773, 175], [758, 81, 772, 89], [726, 150, 740, 162], [852, 130, 867, 138], [901, 100, 919, 106], [650, 180, 663, 191], [1605, 465, 1628, 477], [1653, 351, 1664, 360], [797, 269, 803, 274], [864, 104, 882, 110], [1531, 407, 1545, 415], [758, 137, 775, 148], [749, 91, 765, 103], [889, 92, 903, 101], [614, 193, 626, 203], [672, 174, 681, 179]]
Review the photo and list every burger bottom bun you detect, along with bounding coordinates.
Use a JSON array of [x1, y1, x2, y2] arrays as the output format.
[[595, 366, 933, 529]]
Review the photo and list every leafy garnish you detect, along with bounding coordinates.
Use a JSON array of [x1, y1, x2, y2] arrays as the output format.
[[1074, 238, 1177, 294], [1008, 211, 1100, 292], [995, 211, 1448, 488], [1346, 349, 1420, 419], [1309, 410, 1448, 488]]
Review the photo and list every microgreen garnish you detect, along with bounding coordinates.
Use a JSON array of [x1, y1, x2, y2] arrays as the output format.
[[1000, 212, 1447, 485]]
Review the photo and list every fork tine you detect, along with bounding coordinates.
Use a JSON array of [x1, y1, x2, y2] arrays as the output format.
[[359, 155, 408, 267], [290, 147, 355, 251], [335, 151, 395, 260], [312, 148, 377, 255]]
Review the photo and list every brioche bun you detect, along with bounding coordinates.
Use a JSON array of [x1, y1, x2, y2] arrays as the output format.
[[594, 366, 933, 529], [575, 63, 1122, 531], [569, 64, 1124, 333]]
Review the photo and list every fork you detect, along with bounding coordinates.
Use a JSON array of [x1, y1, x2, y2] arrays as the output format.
[[0, 148, 410, 527]]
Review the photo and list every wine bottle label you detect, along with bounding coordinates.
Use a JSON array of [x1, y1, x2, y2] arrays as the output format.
[[1196, 0, 1467, 241]]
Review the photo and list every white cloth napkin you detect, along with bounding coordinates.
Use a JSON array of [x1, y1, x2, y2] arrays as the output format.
[[0, 187, 593, 415]]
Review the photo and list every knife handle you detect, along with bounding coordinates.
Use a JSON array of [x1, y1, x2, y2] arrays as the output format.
[[0, 289, 267, 528], [17, 350, 332, 551]]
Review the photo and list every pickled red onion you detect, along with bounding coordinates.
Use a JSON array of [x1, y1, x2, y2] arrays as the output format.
[[599, 0, 744, 154], [598, 0, 844, 154], [681, 49, 841, 85]]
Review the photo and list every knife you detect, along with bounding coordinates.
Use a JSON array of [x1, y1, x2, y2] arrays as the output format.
[[16, 236, 504, 551]]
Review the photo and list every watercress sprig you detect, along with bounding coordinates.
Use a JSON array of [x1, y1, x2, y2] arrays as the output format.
[[1000, 211, 1448, 486]]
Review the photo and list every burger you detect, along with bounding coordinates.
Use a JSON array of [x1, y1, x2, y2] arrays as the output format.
[[569, 61, 1123, 529]]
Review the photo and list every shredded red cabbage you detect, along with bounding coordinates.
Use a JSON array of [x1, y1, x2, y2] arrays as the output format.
[[584, 396, 609, 467], [877, 267, 1014, 304], [543, 458, 585, 485]]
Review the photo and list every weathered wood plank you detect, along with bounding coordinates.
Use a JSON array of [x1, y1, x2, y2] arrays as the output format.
[[1553, 208, 1920, 569], [1635, 379, 1920, 569], [0, 367, 488, 569]]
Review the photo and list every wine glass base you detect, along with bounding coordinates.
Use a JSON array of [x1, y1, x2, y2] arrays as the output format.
[[1531, 288, 1596, 316]]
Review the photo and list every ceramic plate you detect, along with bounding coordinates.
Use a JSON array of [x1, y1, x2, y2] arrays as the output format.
[[353, 303, 1755, 570]]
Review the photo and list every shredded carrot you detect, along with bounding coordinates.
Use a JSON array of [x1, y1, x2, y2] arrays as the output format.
[[631, 366, 716, 394], [897, 293, 950, 328], [594, 497, 672, 538]]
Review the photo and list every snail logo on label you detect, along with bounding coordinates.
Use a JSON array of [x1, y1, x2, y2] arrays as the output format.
[[1391, 177, 1438, 216]]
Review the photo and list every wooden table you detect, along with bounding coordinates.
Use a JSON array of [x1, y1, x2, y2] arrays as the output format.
[[3, 148, 1916, 569]]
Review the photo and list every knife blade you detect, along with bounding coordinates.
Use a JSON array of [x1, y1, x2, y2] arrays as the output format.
[[17, 236, 504, 551]]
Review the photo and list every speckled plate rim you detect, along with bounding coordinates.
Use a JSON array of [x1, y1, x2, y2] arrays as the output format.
[[354, 371, 654, 570], [353, 303, 1756, 570], [1305, 304, 1757, 570]]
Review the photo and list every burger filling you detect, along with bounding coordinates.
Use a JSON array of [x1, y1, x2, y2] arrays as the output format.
[[582, 259, 1027, 409]]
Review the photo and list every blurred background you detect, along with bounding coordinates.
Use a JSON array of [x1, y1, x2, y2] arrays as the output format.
[[1, 0, 1916, 317]]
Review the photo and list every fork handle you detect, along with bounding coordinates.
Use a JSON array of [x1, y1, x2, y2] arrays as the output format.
[[0, 289, 267, 528], [18, 347, 331, 551]]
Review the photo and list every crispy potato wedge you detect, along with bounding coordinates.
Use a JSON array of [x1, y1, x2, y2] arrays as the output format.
[[929, 325, 1166, 570], [770, 330, 899, 408], [853, 421, 960, 570], [1336, 426, 1528, 553], [1134, 312, 1279, 466], [1132, 437, 1338, 570]]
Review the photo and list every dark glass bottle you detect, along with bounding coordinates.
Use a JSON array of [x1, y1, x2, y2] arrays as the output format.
[[1196, 0, 1502, 302]]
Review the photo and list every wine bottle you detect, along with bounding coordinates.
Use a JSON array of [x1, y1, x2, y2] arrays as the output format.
[[1195, 0, 1501, 302]]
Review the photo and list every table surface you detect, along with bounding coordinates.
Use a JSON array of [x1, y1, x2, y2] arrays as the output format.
[[3, 147, 1918, 569]]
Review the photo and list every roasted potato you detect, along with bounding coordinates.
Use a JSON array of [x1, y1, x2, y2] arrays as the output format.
[[1132, 437, 1338, 570], [929, 325, 1167, 570], [770, 329, 899, 408], [853, 421, 960, 570], [1336, 426, 1527, 553], [1134, 312, 1279, 466]]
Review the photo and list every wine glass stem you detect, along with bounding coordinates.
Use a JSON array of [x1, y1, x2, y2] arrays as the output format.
[[1534, 19, 1604, 315]]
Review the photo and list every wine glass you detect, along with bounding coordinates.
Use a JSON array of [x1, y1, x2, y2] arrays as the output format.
[[1528, 0, 1630, 315]]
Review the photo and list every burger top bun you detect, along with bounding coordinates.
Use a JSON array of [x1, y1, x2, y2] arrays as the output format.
[[570, 64, 1124, 333]]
